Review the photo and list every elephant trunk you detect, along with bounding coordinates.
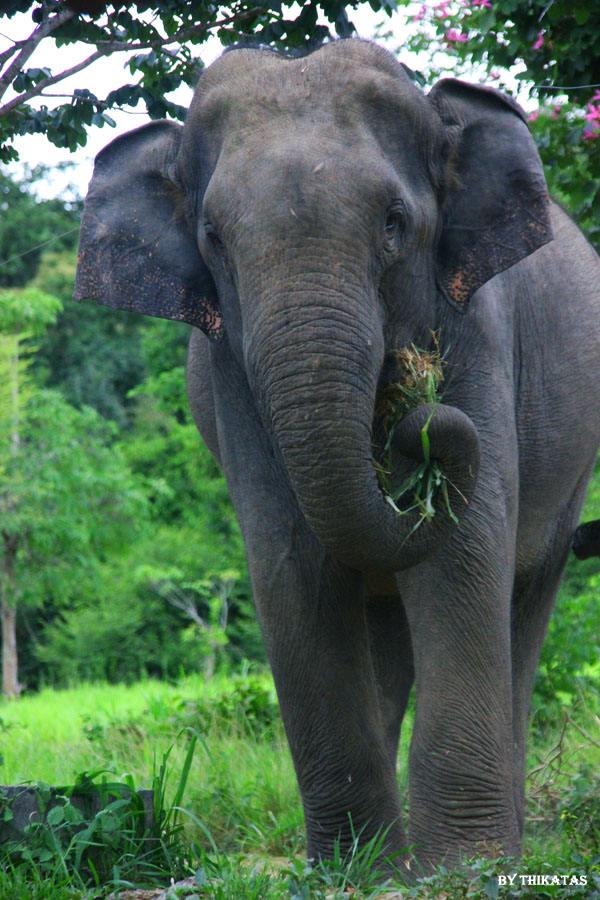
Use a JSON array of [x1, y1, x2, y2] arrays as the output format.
[[245, 280, 480, 574]]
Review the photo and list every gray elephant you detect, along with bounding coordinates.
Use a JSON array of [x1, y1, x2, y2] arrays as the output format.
[[74, 40, 600, 873]]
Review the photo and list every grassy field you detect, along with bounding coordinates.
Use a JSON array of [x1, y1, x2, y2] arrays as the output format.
[[0, 672, 598, 898]]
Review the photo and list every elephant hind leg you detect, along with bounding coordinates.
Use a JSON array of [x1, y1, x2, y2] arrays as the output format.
[[365, 585, 415, 770], [511, 482, 591, 837], [511, 565, 568, 837]]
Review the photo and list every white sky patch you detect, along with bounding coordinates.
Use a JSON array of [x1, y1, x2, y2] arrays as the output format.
[[0, 2, 531, 199]]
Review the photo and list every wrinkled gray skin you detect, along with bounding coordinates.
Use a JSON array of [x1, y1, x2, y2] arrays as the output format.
[[75, 40, 600, 873]]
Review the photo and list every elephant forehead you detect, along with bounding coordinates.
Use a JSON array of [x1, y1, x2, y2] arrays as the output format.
[[198, 39, 407, 95], [205, 132, 408, 225], [190, 44, 436, 143]]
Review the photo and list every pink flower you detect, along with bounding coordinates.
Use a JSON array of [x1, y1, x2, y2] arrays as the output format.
[[489, 70, 501, 80], [583, 100, 600, 139], [585, 104, 600, 123], [472, 0, 492, 7], [446, 28, 469, 42], [532, 30, 544, 50], [434, 0, 452, 17], [412, 3, 427, 21], [527, 110, 539, 122], [551, 104, 561, 118]]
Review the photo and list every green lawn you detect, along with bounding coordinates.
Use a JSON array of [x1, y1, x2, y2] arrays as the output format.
[[0, 672, 598, 898]]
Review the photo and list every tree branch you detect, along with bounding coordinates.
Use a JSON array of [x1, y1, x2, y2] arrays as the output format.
[[162, 584, 209, 630], [0, 7, 265, 119], [0, 6, 76, 102], [0, 41, 24, 73], [565, 713, 600, 751], [0, 48, 105, 117]]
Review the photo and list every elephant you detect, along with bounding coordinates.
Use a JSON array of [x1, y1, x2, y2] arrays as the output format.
[[74, 39, 600, 874]]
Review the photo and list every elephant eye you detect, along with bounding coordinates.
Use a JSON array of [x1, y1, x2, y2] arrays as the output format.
[[204, 221, 223, 249], [383, 202, 406, 249]]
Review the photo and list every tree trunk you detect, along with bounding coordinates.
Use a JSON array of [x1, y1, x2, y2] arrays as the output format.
[[1, 533, 20, 698], [0, 337, 22, 698], [204, 648, 216, 680], [1, 599, 19, 698]]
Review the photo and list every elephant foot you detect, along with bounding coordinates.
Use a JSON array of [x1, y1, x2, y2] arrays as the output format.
[[408, 835, 522, 878]]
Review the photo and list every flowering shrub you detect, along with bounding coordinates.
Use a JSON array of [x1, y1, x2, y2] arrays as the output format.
[[396, 0, 600, 251], [583, 91, 600, 140]]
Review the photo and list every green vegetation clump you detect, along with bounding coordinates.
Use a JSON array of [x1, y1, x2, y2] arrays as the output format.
[[0, 742, 197, 895], [376, 342, 444, 435], [374, 338, 460, 528]]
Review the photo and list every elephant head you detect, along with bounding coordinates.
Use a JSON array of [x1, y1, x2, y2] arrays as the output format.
[[75, 40, 552, 573]]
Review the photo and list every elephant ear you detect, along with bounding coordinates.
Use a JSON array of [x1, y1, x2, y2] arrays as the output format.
[[429, 79, 553, 309], [74, 120, 222, 339]]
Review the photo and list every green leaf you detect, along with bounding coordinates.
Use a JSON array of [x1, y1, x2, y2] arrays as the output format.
[[46, 804, 65, 826], [420, 413, 434, 464], [171, 731, 197, 813], [483, 876, 500, 899], [63, 802, 85, 825], [477, 8, 496, 30]]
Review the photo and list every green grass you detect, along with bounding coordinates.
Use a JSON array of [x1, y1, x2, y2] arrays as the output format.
[[0, 672, 598, 897], [0, 673, 304, 854]]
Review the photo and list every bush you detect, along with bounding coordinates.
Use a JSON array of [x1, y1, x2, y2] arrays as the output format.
[[0, 739, 197, 894], [559, 765, 600, 857], [81, 674, 280, 750]]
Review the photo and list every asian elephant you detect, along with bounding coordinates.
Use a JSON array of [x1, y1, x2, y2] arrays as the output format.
[[74, 39, 600, 873]]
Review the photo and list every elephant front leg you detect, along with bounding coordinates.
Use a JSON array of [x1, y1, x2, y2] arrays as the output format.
[[398, 520, 520, 871], [210, 352, 408, 867]]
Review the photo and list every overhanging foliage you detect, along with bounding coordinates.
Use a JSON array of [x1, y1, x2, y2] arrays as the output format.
[[0, 0, 396, 161]]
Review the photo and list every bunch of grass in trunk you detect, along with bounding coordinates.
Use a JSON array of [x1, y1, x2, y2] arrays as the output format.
[[374, 335, 460, 531]]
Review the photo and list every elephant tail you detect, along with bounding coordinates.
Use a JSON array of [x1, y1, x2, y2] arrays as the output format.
[[572, 520, 600, 560]]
